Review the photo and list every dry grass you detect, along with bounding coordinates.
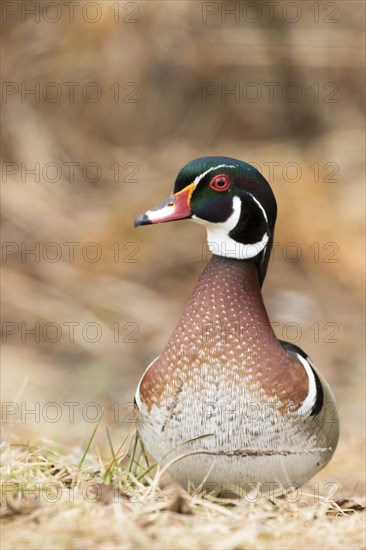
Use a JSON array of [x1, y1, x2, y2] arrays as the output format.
[[1, 432, 365, 550]]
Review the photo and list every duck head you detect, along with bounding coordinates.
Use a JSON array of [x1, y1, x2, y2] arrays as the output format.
[[135, 156, 277, 285]]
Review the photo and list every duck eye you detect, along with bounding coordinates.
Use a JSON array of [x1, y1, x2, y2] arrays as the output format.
[[209, 174, 231, 192]]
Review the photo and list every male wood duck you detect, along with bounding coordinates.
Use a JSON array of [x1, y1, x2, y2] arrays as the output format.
[[134, 156, 339, 495]]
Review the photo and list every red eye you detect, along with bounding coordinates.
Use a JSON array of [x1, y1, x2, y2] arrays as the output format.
[[209, 174, 231, 192]]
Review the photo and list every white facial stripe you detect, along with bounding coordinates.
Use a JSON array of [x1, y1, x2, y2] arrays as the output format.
[[146, 164, 238, 221], [193, 164, 237, 188], [248, 193, 268, 223], [296, 354, 318, 415], [201, 196, 269, 260]]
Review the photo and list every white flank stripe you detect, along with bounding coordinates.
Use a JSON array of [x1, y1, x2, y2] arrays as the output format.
[[135, 356, 160, 409], [296, 353, 318, 415]]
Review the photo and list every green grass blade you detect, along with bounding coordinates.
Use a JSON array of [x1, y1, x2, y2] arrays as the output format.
[[78, 409, 104, 469]]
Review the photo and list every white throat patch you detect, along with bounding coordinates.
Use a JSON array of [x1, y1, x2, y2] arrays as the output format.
[[194, 196, 269, 260]]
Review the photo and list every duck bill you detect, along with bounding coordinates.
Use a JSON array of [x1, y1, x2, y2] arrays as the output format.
[[134, 183, 195, 226]]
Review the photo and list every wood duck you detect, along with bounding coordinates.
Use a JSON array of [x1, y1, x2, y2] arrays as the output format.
[[134, 156, 339, 495]]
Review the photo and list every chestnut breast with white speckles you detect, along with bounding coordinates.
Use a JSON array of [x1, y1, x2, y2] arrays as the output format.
[[136, 255, 339, 490], [139, 255, 308, 413]]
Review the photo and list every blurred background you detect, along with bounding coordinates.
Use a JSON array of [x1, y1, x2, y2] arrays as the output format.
[[1, 1, 365, 494]]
